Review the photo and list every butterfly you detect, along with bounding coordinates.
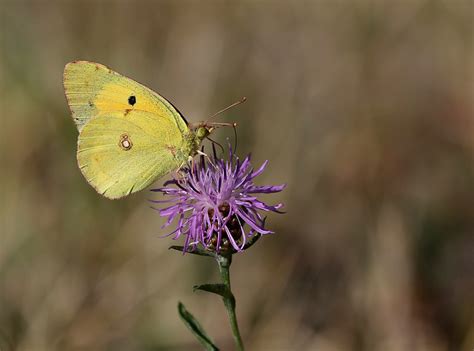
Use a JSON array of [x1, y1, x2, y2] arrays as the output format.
[[64, 61, 241, 199]]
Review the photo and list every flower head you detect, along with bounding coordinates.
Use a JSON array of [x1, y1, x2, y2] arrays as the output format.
[[151, 146, 285, 253]]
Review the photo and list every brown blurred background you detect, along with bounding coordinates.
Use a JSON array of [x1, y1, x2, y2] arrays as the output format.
[[1, 1, 473, 350]]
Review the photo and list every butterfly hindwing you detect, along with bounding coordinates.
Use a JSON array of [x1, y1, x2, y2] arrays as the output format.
[[77, 110, 187, 199]]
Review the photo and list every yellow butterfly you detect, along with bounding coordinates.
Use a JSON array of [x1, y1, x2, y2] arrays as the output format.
[[64, 61, 240, 199]]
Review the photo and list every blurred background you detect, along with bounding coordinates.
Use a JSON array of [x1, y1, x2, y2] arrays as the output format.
[[1, 1, 473, 350]]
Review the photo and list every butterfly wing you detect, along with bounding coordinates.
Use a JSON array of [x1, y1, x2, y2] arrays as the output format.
[[63, 60, 188, 134], [77, 110, 190, 199]]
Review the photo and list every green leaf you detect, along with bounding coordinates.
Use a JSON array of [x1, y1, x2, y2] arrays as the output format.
[[193, 283, 229, 298], [177, 302, 219, 351], [169, 245, 217, 258]]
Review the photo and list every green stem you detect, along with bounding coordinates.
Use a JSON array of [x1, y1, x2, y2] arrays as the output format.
[[217, 254, 245, 351]]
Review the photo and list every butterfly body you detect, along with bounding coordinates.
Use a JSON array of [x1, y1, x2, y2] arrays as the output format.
[[64, 61, 210, 199]]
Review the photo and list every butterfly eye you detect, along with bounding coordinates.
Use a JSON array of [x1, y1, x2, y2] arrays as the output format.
[[128, 95, 136, 106]]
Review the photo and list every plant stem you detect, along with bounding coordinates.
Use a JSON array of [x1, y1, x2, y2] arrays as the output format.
[[217, 254, 245, 351]]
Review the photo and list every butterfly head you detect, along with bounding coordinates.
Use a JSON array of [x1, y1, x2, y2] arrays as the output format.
[[191, 122, 237, 145], [190, 97, 244, 145], [195, 125, 213, 140], [191, 97, 244, 141]]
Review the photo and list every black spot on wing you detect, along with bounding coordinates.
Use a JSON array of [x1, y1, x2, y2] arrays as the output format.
[[128, 95, 136, 106]]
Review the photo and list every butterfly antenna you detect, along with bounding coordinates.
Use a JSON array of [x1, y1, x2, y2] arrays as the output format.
[[206, 97, 247, 122]]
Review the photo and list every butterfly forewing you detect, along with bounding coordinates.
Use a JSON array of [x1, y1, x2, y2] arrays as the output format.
[[63, 61, 188, 134]]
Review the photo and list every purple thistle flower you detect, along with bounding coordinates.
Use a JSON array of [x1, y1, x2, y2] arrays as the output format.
[[151, 146, 285, 253]]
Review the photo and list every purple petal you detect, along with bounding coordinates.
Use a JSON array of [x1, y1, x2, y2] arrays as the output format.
[[148, 198, 177, 204], [235, 207, 272, 234], [247, 184, 286, 194], [224, 225, 242, 252], [251, 160, 268, 178]]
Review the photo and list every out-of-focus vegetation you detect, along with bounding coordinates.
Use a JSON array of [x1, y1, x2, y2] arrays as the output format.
[[0, 1, 473, 350]]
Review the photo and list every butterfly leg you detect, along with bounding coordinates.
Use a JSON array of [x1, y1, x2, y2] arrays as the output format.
[[196, 150, 217, 168], [173, 152, 213, 182], [172, 160, 188, 183], [189, 156, 196, 178], [173, 157, 194, 182]]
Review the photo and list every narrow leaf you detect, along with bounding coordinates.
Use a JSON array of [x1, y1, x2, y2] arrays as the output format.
[[177, 302, 219, 351], [193, 283, 229, 298]]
